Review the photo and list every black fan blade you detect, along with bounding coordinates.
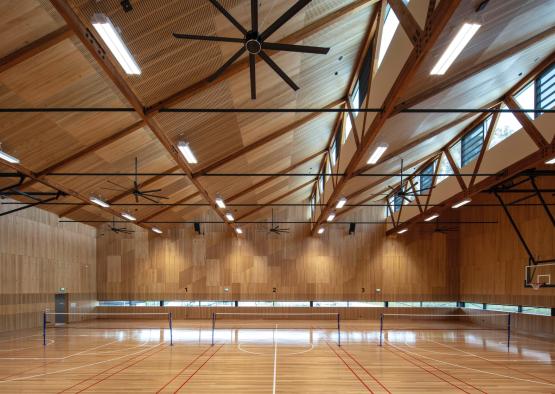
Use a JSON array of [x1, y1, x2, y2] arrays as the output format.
[[208, 0, 248, 35], [140, 193, 169, 200], [207, 47, 246, 82], [173, 33, 245, 43], [135, 193, 139, 203], [139, 195, 162, 204], [251, 0, 258, 32], [400, 195, 412, 203], [249, 53, 256, 100], [258, 50, 299, 91], [140, 188, 163, 193], [259, 0, 311, 41], [262, 42, 329, 54]]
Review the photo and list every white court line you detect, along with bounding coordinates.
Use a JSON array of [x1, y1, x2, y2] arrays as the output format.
[[386, 340, 555, 387], [0, 342, 163, 383], [0, 339, 55, 353], [272, 324, 277, 394], [237, 343, 314, 356], [0, 339, 120, 361]]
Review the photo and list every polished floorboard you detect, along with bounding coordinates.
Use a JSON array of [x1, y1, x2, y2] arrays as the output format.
[[0, 319, 553, 393]]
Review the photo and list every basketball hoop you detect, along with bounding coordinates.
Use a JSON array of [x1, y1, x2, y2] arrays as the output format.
[[531, 282, 544, 290]]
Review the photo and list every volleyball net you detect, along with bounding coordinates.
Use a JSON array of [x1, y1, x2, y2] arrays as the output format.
[[42, 312, 173, 346], [210, 312, 341, 346], [378, 312, 511, 349]]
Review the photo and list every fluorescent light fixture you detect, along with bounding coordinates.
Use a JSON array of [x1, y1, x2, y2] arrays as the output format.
[[452, 199, 471, 209], [152, 227, 163, 234], [215, 195, 226, 209], [326, 212, 336, 222], [431, 23, 480, 75], [424, 213, 439, 222], [177, 141, 198, 164], [0, 145, 20, 164], [235, 228, 243, 234], [397, 228, 408, 234], [546, 157, 555, 165], [335, 197, 347, 209], [121, 212, 136, 221], [317, 227, 325, 234], [367, 143, 388, 165], [90, 196, 110, 208], [91, 13, 141, 75], [225, 212, 235, 221]]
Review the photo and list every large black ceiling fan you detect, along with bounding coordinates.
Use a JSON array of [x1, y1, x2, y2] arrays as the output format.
[[173, 0, 330, 99]]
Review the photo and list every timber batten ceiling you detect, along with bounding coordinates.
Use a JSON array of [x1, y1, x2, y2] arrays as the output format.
[[0, 0, 554, 232]]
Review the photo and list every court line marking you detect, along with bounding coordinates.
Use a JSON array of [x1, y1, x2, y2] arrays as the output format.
[[174, 344, 224, 393], [386, 340, 555, 387], [155, 345, 214, 393], [325, 341, 374, 393], [339, 345, 391, 393], [273, 324, 277, 394], [0, 343, 163, 383], [0, 339, 55, 354]]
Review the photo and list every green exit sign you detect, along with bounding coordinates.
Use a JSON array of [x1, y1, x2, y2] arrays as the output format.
[[59, 287, 66, 292]]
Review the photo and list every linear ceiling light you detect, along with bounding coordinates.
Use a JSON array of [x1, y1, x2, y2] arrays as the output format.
[[326, 212, 336, 222], [430, 23, 480, 75], [424, 213, 439, 222], [121, 212, 136, 221], [91, 13, 141, 75], [152, 227, 163, 234], [215, 195, 226, 209], [90, 196, 110, 208], [225, 212, 235, 221], [546, 157, 555, 165], [335, 197, 347, 209], [0, 144, 20, 164], [367, 143, 388, 165], [317, 227, 325, 234], [177, 141, 198, 164], [397, 228, 408, 234], [235, 227, 243, 234], [452, 199, 471, 209]]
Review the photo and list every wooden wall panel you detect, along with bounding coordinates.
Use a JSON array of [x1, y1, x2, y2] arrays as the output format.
[[458, 175, 555, 307], [0, 199, 96, 332], [96, 206, 458, 301]]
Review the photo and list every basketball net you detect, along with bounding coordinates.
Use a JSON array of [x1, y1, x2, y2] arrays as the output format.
[[531, 282, 544, 290]]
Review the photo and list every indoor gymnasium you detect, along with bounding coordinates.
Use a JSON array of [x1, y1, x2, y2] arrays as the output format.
[[1, 0, 555, 392]]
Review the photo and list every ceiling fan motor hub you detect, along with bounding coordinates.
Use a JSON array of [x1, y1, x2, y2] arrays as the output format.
[[246, 39, 262, 54]]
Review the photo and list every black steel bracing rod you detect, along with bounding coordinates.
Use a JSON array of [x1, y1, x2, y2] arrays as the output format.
[[0, 191, 62, 197], [0, 107, 553, 114], [59, 220, 498, 224], [3, 202, 554, 207], [494, 191, 536, 264], [529, 176, 555, 226], [0, 196, 60, 217], [18, 172, 555, 177]]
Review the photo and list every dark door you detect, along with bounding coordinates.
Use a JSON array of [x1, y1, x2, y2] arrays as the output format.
[[55, 293, 68, 324]]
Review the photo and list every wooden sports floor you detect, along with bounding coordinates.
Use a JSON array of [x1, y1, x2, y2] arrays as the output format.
[[0, 320, 553, 393]]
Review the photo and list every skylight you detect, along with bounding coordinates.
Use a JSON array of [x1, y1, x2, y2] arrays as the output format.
[[488, 105, 522, 150], [377, 1, 410, 69], [430, 23, 480, 75]]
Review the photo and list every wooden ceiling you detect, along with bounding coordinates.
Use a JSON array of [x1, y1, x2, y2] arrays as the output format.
[[0, 0, 553, 233]]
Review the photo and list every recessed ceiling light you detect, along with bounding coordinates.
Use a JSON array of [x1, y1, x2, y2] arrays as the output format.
[[177, 141, 198, 164], [335, 197, 347, 209], [546, 157, 555, 165], [225, 212, 235, 221], [430, 23, 480, 75], [367, 143, 388, 165], [0, 145, 20, 164], [91, 13, 141, 75], [152, 227, 163, 234], [452, 199, 471, 209], [327, 212, 336, 222], [90, 196, 110, 208], [424, 214, 439, 222], [397, 228, 408, 234], [215, 195, 226, 209], [317, 227, 325, 234], [121, 212, 136, 221]]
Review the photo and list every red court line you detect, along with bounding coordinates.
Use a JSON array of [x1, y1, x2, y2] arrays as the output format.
[[339, 346, 392, 393], [173, 344, 224, 393], [383, 345, 474, 394], [58, 344, 166, 393], [155, 345, 214, 393], [325, 342, 374, 393]]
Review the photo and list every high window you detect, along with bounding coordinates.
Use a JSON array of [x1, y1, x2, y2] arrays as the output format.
[[377, 0, 410, 69], [536, 62, 555, 113], [419, 162, 435, 195], [461, 123, 484, 167]]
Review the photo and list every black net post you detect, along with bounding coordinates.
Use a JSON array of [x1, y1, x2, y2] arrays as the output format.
[[507, 313, 511, 351], [337, 313, 341, 347], [43, 311, 47, 346], [211, 312, 216, 346], [379, 313, 384, 347], [169, 312, 173, 346]]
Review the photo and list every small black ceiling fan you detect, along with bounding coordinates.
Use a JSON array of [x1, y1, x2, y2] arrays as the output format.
[[102, 157, 169, 204], [378, 159, 435, 202], [99, 217, 135, 236], [173, 0, 330, 99], [429, 219, 457, 234], [268, 209, 289, 235]]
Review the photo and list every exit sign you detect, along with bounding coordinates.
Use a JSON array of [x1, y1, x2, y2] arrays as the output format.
[[59, 287, 66, 292]]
